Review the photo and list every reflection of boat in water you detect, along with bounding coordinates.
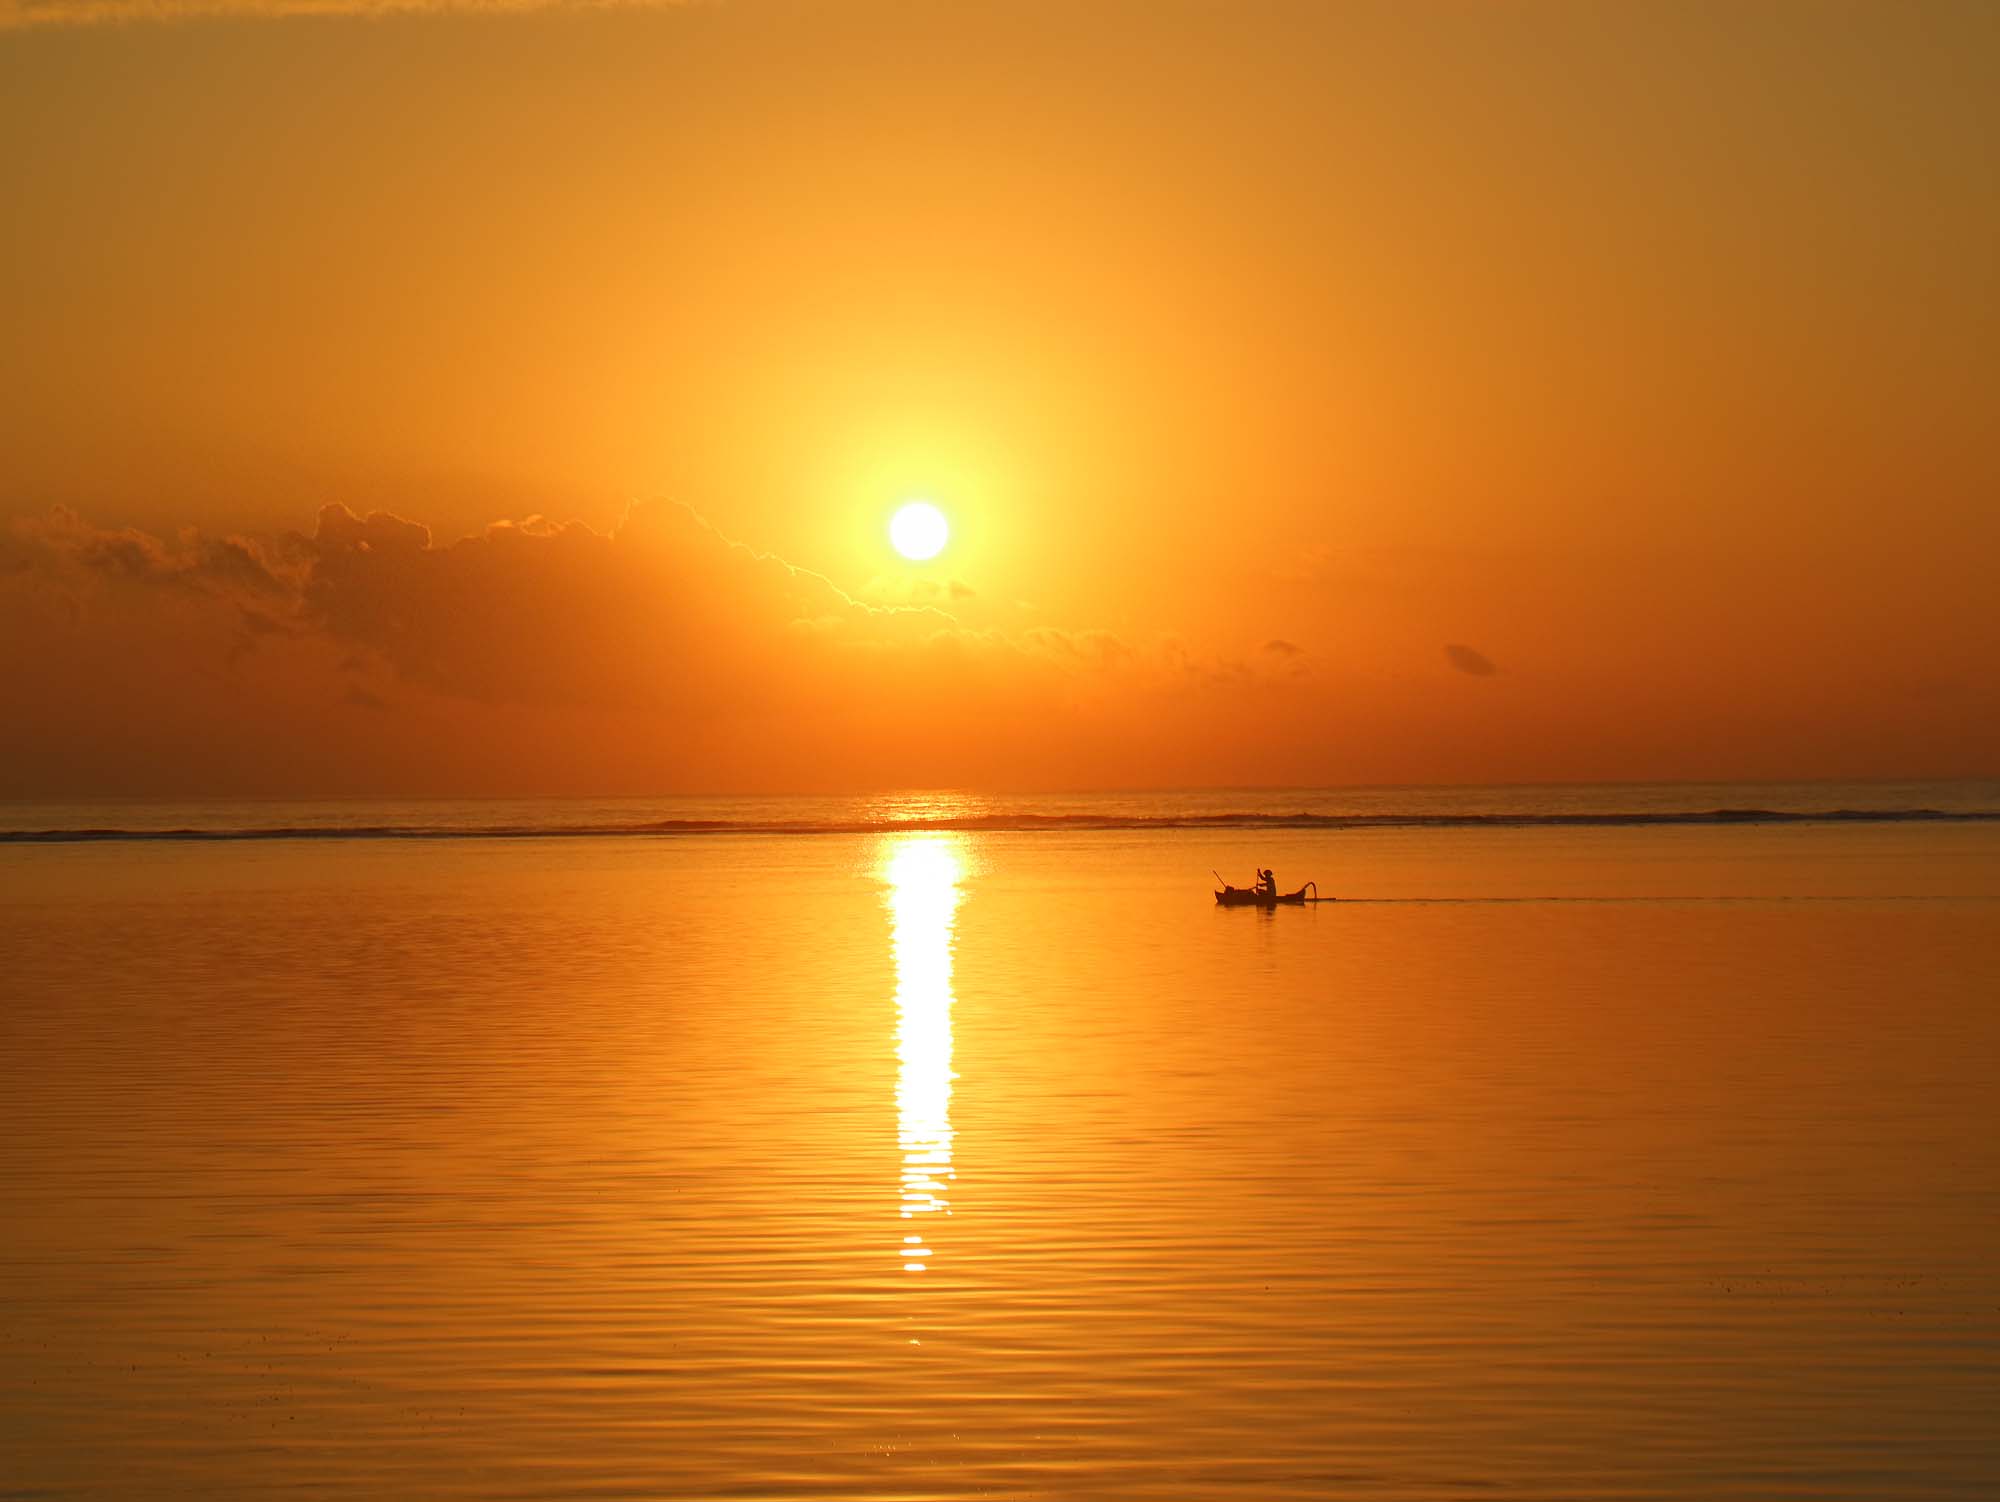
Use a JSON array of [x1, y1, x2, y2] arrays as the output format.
[[1214, 880, 1333, 907]]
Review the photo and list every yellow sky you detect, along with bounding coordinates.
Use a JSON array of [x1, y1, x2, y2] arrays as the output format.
[[2, 0, 1995, 794]]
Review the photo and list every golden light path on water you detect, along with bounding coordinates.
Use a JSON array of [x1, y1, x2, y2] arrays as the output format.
[[881, 835, 962, 1273]]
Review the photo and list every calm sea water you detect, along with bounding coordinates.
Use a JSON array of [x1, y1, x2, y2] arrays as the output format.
[[3, 784, 1998, 1500]]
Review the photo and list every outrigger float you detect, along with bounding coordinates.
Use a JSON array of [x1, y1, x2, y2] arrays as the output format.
[[1212, 872, 1336, 907]]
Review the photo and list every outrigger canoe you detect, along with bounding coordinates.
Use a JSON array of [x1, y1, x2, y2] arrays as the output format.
[[1214, 880, 1332, 907]]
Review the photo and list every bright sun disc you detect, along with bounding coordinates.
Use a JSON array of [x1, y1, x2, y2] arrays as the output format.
[[889, 502, 949, 561]]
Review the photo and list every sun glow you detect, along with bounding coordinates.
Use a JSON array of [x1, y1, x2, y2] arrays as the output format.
[[888, 501, 949, 561]]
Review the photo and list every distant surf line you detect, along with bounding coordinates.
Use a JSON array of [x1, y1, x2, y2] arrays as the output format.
[[2, 807, 1996, 845]]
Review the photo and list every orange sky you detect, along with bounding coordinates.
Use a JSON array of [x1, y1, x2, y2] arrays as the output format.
[[2, 0, 1995, 795]]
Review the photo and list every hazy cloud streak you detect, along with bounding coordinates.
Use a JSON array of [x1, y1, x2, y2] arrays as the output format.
[[1, 0, 687, 28]]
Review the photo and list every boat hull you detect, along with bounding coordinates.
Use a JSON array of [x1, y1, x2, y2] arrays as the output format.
[[1214, 885, 1323, 906]]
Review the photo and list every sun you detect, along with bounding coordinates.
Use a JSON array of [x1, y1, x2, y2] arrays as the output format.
[[889, 501, 949, 562]]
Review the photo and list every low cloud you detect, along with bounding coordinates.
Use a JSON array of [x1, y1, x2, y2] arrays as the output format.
[[2, 499, 1310, 794], [1444, 642, 1498, 677], [2, 500, 1146, 717], [858, 573, 977, 609], [5, 505, 300, 599]]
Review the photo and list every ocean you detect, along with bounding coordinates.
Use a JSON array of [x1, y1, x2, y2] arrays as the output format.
[[3, 782, 1997, 1499]]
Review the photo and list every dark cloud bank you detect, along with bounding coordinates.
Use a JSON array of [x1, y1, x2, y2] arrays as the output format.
[[0, 501, 1319, 795]]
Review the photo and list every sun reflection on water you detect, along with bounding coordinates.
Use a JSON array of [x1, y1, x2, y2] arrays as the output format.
[[881, 835, 963, 1272]]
